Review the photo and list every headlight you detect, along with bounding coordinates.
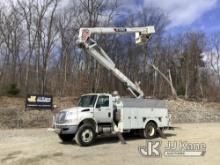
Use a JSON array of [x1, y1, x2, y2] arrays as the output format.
[[65, 112, 78, 124], [64, 119, 77, 124], [65, 112, 75, 120]]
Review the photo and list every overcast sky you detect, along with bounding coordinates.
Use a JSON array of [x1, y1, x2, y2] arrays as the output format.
[[118, 0, 219, 34], [1, 0, 219, 34]]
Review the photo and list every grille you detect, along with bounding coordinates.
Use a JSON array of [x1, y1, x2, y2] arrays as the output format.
[[55, 111, 66, 124]]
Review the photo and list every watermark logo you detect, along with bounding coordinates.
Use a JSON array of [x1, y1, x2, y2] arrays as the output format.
[[164, 141, 206, 157], [139, 140, 206, 157], [138, 141, 161, 157]]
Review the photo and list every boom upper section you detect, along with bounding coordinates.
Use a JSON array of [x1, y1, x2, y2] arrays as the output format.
[[77, 26, 155, 98], [78, 26, 155, 45]]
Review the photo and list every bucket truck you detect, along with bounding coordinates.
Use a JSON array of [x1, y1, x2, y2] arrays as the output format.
[[52, 27, 171, 146]]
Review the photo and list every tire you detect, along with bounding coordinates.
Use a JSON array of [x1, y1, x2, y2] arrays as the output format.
[[140, 122, 157, 139], [75, 124, 96, 146], [58, 134, 74, 142]]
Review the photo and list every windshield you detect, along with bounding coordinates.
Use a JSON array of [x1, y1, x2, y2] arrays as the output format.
[[78, 95, 97, 107]]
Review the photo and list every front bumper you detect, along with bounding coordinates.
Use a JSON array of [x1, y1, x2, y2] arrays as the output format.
[[53, 125, 78, 134]]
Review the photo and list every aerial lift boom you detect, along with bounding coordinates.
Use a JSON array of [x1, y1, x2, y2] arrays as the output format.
[[77, 26, 155, 98]]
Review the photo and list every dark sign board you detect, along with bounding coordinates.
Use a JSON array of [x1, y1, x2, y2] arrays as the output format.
[[25, 95, 53, 110]]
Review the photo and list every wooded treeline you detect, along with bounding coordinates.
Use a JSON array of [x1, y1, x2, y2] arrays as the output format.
[[0, 0, 219, 100]]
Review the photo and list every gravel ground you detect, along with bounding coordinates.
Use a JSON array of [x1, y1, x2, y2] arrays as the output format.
[[0, 123, 220, 165]]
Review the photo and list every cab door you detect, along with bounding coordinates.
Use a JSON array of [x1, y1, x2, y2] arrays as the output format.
[[94, 95, 112, 123]]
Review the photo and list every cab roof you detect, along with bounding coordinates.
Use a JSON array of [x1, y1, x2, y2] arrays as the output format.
[[81, 93, 112, 97]]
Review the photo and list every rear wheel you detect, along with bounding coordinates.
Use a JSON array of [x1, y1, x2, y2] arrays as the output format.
[[140, 122, 157, 139], [58, 134, 74, 142], [75, 124, 96, 146]]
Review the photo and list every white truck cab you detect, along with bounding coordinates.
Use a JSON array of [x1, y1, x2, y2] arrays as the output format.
[[53, 93, 171, 146]]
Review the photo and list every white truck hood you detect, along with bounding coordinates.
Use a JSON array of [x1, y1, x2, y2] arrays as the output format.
[[61, 107, 92, 113], [57, 107, 93, 125]]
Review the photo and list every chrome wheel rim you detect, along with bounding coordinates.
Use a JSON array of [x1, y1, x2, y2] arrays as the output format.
[[147, 126, 155, 136], [81, 129, 93, 143]]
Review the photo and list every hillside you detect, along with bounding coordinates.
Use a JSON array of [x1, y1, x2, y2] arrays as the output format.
[[0, 97, 220, 129]]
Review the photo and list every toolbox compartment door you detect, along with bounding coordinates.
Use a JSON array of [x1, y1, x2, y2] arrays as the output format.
[[122, 108, 131, 129]]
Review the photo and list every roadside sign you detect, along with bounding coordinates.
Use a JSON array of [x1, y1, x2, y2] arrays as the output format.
[[25, 95, 53, 110]]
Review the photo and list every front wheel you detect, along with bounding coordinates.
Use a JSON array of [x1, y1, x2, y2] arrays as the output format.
[[75, 124, 96, 146], [140, 122, 157, 139]]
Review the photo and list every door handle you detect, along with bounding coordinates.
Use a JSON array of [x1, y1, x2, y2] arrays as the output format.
[[108, 112, 111, 118]]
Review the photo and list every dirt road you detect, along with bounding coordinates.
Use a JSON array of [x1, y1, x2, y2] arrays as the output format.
[[0, 123, 220, 165]]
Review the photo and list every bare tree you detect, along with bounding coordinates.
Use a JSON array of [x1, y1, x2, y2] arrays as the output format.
[[151, 65, 177, 99], [13, 0, 39, 93], [32, 0, 59, 94], [0, 0, 218, 100], [0, 8, 24, 86], [210, 32, 220, 85]]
